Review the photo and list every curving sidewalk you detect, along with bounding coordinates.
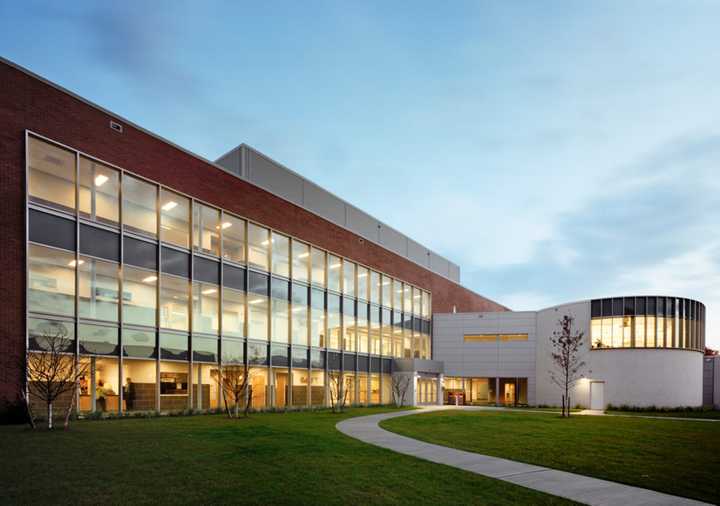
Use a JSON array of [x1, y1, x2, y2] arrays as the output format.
[[336, 407, 710, 506]]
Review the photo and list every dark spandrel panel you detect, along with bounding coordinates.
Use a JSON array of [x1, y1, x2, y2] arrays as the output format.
[[291, 347, 308, 368], [221, 338, 244, 364], [657, 297, 664, 315], [271, 277, 290, 300], [124, 236, 157, 270], [370, 357, 381, 373], [382, 358, 392, 374], [160, 333, 188, 361], [602, 298, 613, 317], [647, 297, 657, 314], [636, 297, 646, 315], [247, 341, 268, 365], [248, 271, 269, 296], [311, 288, 325, 310], [292, 283, 309, 305], [422, 320, 431, 335], [271, 344, 289, 367], [80, 224, 120, 261], [310, 349, 324, 369], [623, 297, 635, 316], [357, 355, 369, 372], [79, 323, 119, 356], [161, 246, 190, 278], [123, 328, 157, 359], [413, 318, 422, 332], [343, 353, 356, 371], [194, 256, 220, 284], [612, 298, 623, 316], [223, 264, 246, 291], [403, 314, 412, 330], [29, 208, 76, 251], [591, 300, 602, 317], [668, 298, 676, 317], [327, 351, 341, 370], [193, 337, 218, 363], [342, 297, 355, 316], [28, 317, 75, 352]]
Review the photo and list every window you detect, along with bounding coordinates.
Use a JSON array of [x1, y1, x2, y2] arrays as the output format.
[[222, 214, 246, 264], [403, 284, 412, 313], [357, 266, 369, 301], [28, 137, 76, 212], [247, 295, 268, 340], [291, 283, 309, 345], [422, 291, 431, 318], [160, 274, 189, 331], [412, 287, 422, 316], [78, 256, 119, 322], [28, 317, 74, 352], [343, 261, 356, 297], [160, 189, 190, 248], [369, 271, 380, 304], [271, 278, 289, 343], [291, 240, 310, 283], [193, 202, 220, 256], [370, 306, 381, 354], [161, 247, 190, 278], [79, 323, 119, 356], [124, 237, 157, 271], [327, 294, 341, 350], [500, 334, 528, 341], [464, 334, 497, 342], [193, 336, 218, 363], [222, 287, 245, 338], [248, 223, 270, 271], [327, 255, 342, 292], [381, 308, 392, 356], [123, 358, 157, 410], [357, 302, 369, 354], [271, 232, 290, 277], [123, 175, 157, 237], [80, 224, 120, 262], [222, 338, 244, 364], [28, 244, 75, 316], [79, 157, 119, 225], [634, 316, 646, 347], [393, 280, 402, 310], [310, 247, 325, 287], [310, 288, 326, 348], [381, 276, 391, 308], [123, 327, 156, 359], [342, 298, 356, 352], [122, 266, 157, 327], [160, 332, 188, 361], [29, 209, 76, 251], [192, 282, 219, 335]]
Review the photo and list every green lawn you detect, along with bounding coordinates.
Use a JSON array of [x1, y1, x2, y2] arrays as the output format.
[[606, 409, 720, 420], [381, 410, 720, 504], [0, 408, 574, 506]]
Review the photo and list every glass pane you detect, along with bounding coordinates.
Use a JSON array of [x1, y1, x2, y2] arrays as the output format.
[[291, 284, 309, 346], [160, 274, 189, 331], [381, 276, 391, 308], [328, 255, 342, 292], [310, 289, 325, 348], [160, 361, 189, 410], [271, 290, 289, 343], [310, 247, 325, 287], [222, 338, 244, 364], [422, 291, 430, 318], [393, 280, 402, 309], [342, 302, 355, 352], [222, 214, 245, 263], [123, 266, 157, 327], [28, 244, 75, 316], [403, 284, 412, 313], [327, 294, 341, 350], [370, 271, 380, 304], [161, 333, 189, 360], [28, 137, 76, 212], [222, 287, 245, 338], [79, 157, 119, 225], [412, 287, 422, 316], [271, 232, 290, 277], [123, 175, 157, 237], [370, 306, 381, 354], [79, 324, 119, 356], [193, 337, 218, 363], [78, 357, 120, 413], [357, 302, 369, 353], [192, 282, 219, 335], [343, 261, 356, 297], [123, 328, 156, 359], [248, 223, 269, 271], [357, 267, 369, 301], [28, 317, 74, 352], [78, 256, 119, 322], [160, 189, 190, 248], [123, 359, 157, 411], [248, 295, 269, 340], [292, 240, 310, 282], [193, 202, 220, 256]]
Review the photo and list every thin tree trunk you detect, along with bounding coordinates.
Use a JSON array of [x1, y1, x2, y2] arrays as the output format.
[[64, 387, 76, 430], [47, 402, 53, 430]]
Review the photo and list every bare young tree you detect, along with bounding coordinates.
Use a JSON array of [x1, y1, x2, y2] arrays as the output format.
[[24, 326, 89, 430], [391, 375, 411, 407], [216, 365, 253, 418], [548, 315, 586, 417], [328, 371, 351, 413]]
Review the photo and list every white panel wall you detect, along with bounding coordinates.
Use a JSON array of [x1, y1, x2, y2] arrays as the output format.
[[303, 181, 346, 226], [378, 224, 407, 257], [247, 150, 304, 206], [407, 238, 429, 267], [429, 252, 450, 278], [346, 205, 379, 242]]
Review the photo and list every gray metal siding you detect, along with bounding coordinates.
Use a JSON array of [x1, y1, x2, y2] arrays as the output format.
[[703, 358, 714, 406]]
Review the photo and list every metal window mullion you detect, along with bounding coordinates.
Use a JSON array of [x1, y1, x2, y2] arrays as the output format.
[[188, 199, 195, 411], [118, 170, 125, 415], [155, 184, 161, 413], [74, 149, 81, 414]]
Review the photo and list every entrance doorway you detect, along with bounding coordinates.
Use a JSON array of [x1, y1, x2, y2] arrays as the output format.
[[590, 381, 604, 410]]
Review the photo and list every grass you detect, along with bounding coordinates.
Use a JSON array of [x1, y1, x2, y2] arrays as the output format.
[[606, 409, 720, 420], [0, 407, 574, 506], [381, 410, 720, 504]]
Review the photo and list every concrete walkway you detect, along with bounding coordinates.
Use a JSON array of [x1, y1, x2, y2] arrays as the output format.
[[336, 407, 710, 506]]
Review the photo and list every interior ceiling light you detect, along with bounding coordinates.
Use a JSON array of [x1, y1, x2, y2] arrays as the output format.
[[161, 201, 178, 211], [68, 259, 85, 267], [94, 174, 109, 187], [142, 275, 158, 283]]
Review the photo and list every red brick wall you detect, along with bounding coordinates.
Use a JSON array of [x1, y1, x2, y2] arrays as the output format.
[[0, 60, 507, 403]]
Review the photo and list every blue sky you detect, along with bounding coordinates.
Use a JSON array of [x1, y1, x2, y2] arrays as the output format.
[[2, 1, 719, 347]]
